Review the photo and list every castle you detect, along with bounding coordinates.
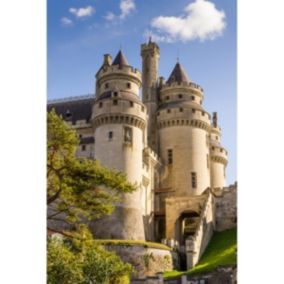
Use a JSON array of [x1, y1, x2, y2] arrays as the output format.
[[48, 39, 236, 269]]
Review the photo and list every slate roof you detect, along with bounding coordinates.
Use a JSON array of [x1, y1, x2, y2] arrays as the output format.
[[167, 62, 190, 84], [47, 96, 95, 124], [112, 50, 129, 67]]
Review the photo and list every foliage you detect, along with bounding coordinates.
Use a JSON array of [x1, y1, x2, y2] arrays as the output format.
[[47, 109, 135, 232], [47, 225, 133, 284], [142, 252, 155, 269], [164, 228, 237, 279]]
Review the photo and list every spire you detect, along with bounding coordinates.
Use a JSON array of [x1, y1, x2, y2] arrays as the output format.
[[167, 62, 190, 84], [112, 50, 129, 67]]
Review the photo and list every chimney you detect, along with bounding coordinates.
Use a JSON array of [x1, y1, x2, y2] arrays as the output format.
[[103, 54, 112, 66], [213, 112, 218, 127], [159, 76, 165, 87]]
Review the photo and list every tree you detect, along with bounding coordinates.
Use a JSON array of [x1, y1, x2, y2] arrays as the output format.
[[47, 109, 135, 234], [47, 225, 133, 284]]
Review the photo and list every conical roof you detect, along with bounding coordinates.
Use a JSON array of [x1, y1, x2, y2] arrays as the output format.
[[167, 62, 190, 84], [112, 50, 129, 67]]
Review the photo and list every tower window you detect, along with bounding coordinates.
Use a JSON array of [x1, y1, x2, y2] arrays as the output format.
[[200, 100, 203, 105], [202, 111, 205, 116], [167, 149, 173, 165], [99, 102, 103, 108], [108, 131, 113, 140], [141, 106, 145, 112], [191, 172, 197, 188], [167, 109, 171, 113], [124, 127, 132, 143], [216, 135, 218, 140], [130, 101, 134, 107], [179, 108, 183, 112], [82, 145, 86, 151], [127, 82, 131, 89], [113, 100, 118, 105], [166, 96, 170, 100], [178, 94, 183, 99], [113, 92, 118, 97], [191, 96, 195, 100], [105, 83, 109, 89], [192, 109, 196, 113]]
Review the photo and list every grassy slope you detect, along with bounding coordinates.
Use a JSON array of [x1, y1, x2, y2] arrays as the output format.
[[164, 228, 237, 279], [94, 239, 171, 251]]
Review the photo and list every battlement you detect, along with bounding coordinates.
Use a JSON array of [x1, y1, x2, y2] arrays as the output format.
[[97, 64, 141, 79], [141, 41, 160, 54], [161, 81, 203, 93]]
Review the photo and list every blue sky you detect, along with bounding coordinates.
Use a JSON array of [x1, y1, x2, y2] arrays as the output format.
[[48, 0, 236, 184]]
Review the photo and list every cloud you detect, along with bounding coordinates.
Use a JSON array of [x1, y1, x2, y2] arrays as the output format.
[[149, 0, 226, 42], [69, 6, 95, 18], [104, 12, 116, 21], [119, 0, 135, 19], [61, 17, 73, 27]]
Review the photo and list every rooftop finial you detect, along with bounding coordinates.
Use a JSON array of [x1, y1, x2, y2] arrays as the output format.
[[119, 44, 122, 51], [148, 36, 152, 44], [177, 49, 180, 63]]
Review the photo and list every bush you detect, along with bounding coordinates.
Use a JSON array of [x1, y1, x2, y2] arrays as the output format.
[[47, 226, 133, 284]]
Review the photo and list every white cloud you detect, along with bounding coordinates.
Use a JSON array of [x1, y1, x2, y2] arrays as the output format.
[[104, 11, 116, 21], [69, 6, 95, 18], [61, 17, 73, 27], [149, 0, 226, 42], [119, 0, 135, 19]]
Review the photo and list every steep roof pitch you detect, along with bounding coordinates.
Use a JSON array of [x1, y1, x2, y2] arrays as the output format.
[[112, 50, 129, 67], [167, 62, 190, 84]]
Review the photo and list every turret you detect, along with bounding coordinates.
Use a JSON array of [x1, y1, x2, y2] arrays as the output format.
[[91, 50, 147, 240], [157, 61, 211, 196], [141, 39, 160, 151], [209, 112, 228, 188]]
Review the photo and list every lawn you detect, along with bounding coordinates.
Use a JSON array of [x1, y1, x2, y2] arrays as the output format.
[[94, 239, 172, 251], [164, 228, 237, 279]]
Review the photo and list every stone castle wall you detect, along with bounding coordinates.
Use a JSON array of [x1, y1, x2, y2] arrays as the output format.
[[213, 184, 237, 231]]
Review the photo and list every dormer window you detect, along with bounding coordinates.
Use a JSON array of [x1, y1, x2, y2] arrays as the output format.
[[65, 110, 71, 118]]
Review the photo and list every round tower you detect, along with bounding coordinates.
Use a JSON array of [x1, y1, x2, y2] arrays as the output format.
[[141, 39, 160, 151], [157, 62, 211, 196], [91, 50, 147, 240], [209, 112, 228, 188]]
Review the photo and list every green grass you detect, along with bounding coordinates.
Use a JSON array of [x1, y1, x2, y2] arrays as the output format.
[[164, 228, 237, 279], [94, 239, 172, 251]]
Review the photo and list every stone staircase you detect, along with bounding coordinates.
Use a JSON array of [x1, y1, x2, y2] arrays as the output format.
[[185, 189, 214, 269]]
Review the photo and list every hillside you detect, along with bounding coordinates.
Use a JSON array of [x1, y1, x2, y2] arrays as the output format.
[[164, 228, 237, 279]]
